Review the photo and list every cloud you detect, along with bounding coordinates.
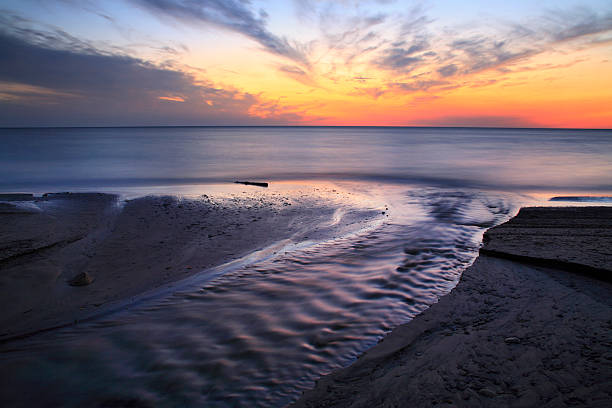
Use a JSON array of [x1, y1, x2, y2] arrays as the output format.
[[439, 6, 612, 76], [364, 2, 611, 91], [376, 50, 420, 70], [437, 63, 458, 77], [390, 80, 452, 93], [352, 78, 452, 99], [448, 37, 536, 74], [542, 7, 612, 42], [375, 39, 428, 70], [412, 115, 538, 128], [247, 95, 328, 124], [0, 25, 301, 126], [0, 12, 100, 55], [278, 64, 317, 86], [399, 4, 433, 36], [352, 86, 386, 99], [370, 5, 434, 72], [0, 31, 192, 96], [0, 81, 77, 103], [133, 0, 309, 66], [279, 65, 309, 76], [158, 95, 185, 102]]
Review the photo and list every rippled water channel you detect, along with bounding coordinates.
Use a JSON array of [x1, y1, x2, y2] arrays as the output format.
[[0, 184, 520, 407]]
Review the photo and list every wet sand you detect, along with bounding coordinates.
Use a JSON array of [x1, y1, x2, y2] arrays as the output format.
[[294, 207, 612, 408], [0, 187, 370, 342]]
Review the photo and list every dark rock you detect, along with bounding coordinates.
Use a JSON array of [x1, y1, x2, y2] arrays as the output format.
[[69, 272, 93, 286], [478, 388, 497, 398], [550, 358, 563, 370]]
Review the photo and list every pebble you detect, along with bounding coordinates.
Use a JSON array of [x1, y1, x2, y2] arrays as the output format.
[[478, 388, 497, 398], [504, 336, 521, 344], [69, 272, 93, 286], [550, 358, 563, 370]]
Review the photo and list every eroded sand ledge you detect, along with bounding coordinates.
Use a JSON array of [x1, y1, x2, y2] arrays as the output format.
[[294, 207, 612, 408]]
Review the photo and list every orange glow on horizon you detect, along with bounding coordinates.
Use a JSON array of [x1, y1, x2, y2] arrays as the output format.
[[236, 45, 612, 128], [2, 1, 610, 128]]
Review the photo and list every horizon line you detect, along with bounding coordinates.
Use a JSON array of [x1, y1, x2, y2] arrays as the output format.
[[1, 125, 611, 131]]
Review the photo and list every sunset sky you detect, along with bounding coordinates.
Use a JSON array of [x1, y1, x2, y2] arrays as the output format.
[[1, 0, 611, 127]]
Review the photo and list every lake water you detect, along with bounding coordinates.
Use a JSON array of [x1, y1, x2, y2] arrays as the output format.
[[0, 127, 611, 407], [1, 127, 611, 192]]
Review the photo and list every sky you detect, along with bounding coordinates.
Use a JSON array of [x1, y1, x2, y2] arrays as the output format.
[[0, 0, 611, 127]]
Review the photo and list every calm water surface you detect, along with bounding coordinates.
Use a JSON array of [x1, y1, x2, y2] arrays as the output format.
[[1, 127, 611, 191]]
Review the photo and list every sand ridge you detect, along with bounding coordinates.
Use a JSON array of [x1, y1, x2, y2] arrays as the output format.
[[481, 207, 612, 276]]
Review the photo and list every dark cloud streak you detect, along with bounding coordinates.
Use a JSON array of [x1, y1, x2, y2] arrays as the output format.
[[0, 26, 296, 126], [375, 38, 428, 70], [437, 63, 457, 77], [543, 7, 612, 42], [0, 31, 195, 95], [133, 0, 309, 66]]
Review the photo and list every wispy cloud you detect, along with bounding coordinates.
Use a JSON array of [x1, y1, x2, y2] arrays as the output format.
[[447, 36, 537, 74], [390, 79, 452, 93], [158, 95, 185, 102], [0, 81, 77, 103], [374, 38, 428, 70], [541, 6, 612, 42], [278, 64, 317, 87], [352, 3, 612, 100], [133, 0, 310, 66], [439, 6, 612, 77], [437, 63, 458, 77], [351, 78, 453, 99]]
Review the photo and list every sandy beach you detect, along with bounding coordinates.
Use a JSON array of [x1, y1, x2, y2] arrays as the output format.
[[294, 207, 612, 407], [0, 187, 378, 342]]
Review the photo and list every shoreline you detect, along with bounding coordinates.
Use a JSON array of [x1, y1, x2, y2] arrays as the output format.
[[0, 187, 382, 342], [293, 206, 612, 407]]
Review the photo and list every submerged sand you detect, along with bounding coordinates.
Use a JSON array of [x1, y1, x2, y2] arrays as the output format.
[[0, 188, 377, 342], [294, 207, 612, 407]]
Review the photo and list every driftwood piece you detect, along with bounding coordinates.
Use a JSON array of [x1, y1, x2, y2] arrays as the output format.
[[234, 181, 269, 188]]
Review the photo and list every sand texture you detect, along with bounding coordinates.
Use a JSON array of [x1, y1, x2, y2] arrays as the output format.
[[294, 207, 612, 407], [481, 207, 612, 277], [0, 189, 373, 342]]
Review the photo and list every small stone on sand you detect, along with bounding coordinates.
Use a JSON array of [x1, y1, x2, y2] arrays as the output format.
[[550, 359, 563, 370], [478, 388, 497, 398], [69, 272, 93, 286]]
